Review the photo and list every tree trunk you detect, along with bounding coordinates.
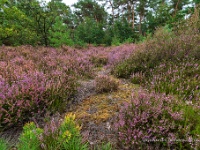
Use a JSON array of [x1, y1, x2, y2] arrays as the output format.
[[174, 0, 180, 16], [43, 17, 48, 46], [139, 13, 143, 35], [109, 0, 115, 21], [132, 5, 134, 29]]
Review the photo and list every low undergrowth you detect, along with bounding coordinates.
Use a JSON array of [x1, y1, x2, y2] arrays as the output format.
[[16, 113, 88, 150], [95, 75, 119, 93], [0, 113, 113, 150]]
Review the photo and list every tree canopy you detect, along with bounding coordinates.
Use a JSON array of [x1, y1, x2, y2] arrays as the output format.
[[0, 0, 196, 46]]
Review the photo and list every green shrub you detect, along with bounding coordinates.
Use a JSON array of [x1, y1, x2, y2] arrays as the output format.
[[95, 75, 119, 93], [40, 113, 88, 150], [111, 59, 134, 78], [111, 51, 150, 78], [17, 113, 88, 150], [17, 122, 43, 150], [74, 40, 87, 49], [123, 38, 134, 44], [111, 36, 121, 46], [49, 17, 73, 47]]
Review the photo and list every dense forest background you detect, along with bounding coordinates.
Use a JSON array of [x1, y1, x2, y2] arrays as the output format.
[[0, 0, 198, 47]]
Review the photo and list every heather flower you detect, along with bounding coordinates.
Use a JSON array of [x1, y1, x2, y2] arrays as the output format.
[[115, 90, 195, 149]]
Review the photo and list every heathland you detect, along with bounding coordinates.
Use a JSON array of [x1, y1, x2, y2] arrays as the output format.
[[0, 1, 200, 149]]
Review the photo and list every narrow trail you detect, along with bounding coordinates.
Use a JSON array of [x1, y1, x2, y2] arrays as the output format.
[[66, 67, 140, 149]]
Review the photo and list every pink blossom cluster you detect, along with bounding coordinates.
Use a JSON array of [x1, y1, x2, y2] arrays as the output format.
[[0, 44, 136, 129], [115, 90, 196, 149]]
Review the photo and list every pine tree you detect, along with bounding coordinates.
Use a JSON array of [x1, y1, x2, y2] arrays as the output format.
[[49, 17, 73, 47]]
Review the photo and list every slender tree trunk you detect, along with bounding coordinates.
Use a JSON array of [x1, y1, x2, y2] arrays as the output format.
[[132, 5, 134, 29], [127, 4, 131, 23], [139, 14, 143, 35], [174, 0, 180, 16], [109, 0, 115, 21], [43, 17, 48, 46]]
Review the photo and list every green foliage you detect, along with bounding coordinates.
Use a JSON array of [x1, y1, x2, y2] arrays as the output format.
[[58, 114, 88, 150], [75, 18, 105, 45], [17, 122, 43, 150], [183, 105, 200, 138], [147, 2, 171, 32], [0, 138, 8, 150], [0, 0, 195, 46], [102, 27, 113, 46], [0, 0, 71, 46], [95, 142, 113, 150], [111, 59, 136, 78], [73, 39, 87, 48], [112, 19, 134, 43], [49, 17, 73, 47], [73, 0, 107, 23], [0, 5, 37, 45], [111, 36, 120, 46], [123, 37, 134, 44]]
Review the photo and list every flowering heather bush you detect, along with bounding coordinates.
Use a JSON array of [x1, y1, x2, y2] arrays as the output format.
[[131, 72, 145, 84], [145, 59, 200, 101], [107, 44, 135, 68], [0, 72, 48, 128], [0, 44, 135, 129], [95, 75, 119, 93], [115, 90, 200, 149], [0, 46, 91, 129]]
